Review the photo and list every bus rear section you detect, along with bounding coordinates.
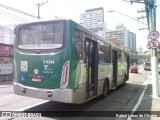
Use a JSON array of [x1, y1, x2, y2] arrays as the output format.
[[13, 20, 81, 103], [13, 19, 130, 104]]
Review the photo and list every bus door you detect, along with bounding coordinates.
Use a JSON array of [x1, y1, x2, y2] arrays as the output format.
[[85, 38, 98, 99], [112, 50, 117, 87], [126, 56, 130, 80]]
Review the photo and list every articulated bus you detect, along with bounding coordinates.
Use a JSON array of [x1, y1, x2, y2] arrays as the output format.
[[13, 19, 130, 104]]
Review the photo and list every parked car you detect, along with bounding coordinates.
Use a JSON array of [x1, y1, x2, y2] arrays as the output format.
[[130, 65, 138, 73], [144, 62, 151, 71]]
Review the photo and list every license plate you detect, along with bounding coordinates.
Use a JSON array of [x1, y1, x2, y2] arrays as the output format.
[[32, 77, 42, 82]]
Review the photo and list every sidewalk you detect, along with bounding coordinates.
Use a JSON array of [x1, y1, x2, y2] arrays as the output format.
[[0, 80, 13, 88], [133, 75, 160, 120]]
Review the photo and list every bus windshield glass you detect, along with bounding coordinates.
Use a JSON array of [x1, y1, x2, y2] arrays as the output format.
[[18, 21, 64, 49]]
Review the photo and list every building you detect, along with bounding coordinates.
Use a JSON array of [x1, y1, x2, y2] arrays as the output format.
[[0, 43, 13, 64], [106, 23, 137, 51], [138, 46, 143, 54], [128, 31, 136, 51], [106, 23, 128, 47], [0, 25, 14, 44], [0, 43, 13, 80], [80, 7, 106, 38], [106, 23, 138, 64]]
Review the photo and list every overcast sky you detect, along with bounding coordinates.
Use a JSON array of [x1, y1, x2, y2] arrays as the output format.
[[0, 0, 160, 51]]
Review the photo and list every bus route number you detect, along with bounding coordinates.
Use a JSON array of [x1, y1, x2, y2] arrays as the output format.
[[43, 60, 55, 64]]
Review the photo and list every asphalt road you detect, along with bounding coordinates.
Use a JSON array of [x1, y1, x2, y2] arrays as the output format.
[[0, 65, 151, 120]]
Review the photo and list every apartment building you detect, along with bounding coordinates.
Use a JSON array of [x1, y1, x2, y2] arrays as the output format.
[[0, 25, 14, 44], [106, 23, 136, 51], [80, 7, 106, 38]]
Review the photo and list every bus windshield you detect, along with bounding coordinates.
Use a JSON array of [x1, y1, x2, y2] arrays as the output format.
[[18, 21, 64, 49]]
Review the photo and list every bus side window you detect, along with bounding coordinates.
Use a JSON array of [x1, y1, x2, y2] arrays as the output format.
[[98, 41, 111, 64], [117, 52, 122, 63], [75, 29, 83, 61], [105, 44, 111, 64]]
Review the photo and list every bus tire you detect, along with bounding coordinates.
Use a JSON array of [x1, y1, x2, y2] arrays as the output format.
[[101, 80, 109, 99]]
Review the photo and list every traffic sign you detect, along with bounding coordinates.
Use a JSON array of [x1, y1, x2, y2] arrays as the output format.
[[149, 39, 160, 49], [149, 30, 159, 40]]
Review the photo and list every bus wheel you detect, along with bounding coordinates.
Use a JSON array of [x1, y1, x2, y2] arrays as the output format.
[[101, 80, 109, 99]]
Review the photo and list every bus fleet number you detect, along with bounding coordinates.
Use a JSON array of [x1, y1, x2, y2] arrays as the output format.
[[43, 60, 55, 64]]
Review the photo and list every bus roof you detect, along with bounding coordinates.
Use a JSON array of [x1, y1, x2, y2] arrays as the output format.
[[15, 19, 129, 55]]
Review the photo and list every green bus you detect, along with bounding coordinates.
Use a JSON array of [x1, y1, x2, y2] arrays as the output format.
[[13, 19, 130, 104]]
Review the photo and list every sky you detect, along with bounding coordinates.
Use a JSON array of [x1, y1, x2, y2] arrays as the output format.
[[0, 0, 160, 51]]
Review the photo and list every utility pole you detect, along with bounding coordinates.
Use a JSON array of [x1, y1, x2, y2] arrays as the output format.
[[124, 0, 159, 97], [36, 0, 48, 19], [137, 16, 148, 30], [149, 0, 159, 97]]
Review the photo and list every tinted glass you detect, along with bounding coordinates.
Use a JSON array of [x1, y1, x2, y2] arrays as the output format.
[[18, 21, 64, 49]]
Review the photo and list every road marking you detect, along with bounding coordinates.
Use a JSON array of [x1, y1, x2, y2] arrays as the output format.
[[0, 100, 54, 120], [15, 100, 49, 111], [0, 94, 18, 99], [127, 78, 149, 120]]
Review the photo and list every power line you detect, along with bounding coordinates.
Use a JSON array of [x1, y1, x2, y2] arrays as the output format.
[[0, 8, 28, 23], [74, 0, 86, 10], [0, 3, 38, 19], [47, 4, 66, 19], [0, 16, 17, 24], [108, 10, 148, 26], [63, 0, 81, 13], [47, 0, 79, 19]]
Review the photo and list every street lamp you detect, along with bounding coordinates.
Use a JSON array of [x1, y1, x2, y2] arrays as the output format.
[[107, 10, 148, 26]]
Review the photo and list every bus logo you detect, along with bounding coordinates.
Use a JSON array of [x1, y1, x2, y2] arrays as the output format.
[[34, 68, 39, 75], [21, 61, 28, 72]]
